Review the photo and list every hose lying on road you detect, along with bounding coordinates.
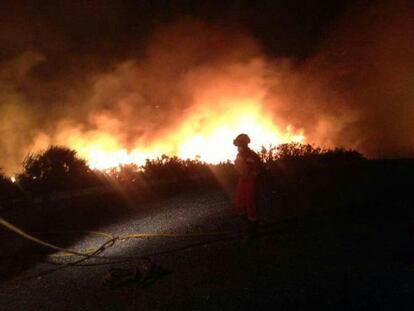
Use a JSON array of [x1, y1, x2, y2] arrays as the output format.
[[0, 218, 118, 258], [0, 217, 243, 282]]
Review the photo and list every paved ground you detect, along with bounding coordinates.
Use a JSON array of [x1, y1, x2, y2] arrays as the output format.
[[1, 190, 413, 310]]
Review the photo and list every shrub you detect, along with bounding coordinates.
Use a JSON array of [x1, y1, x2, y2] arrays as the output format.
[[259, 143, 364, 163], [142, 155, 211, 182], [17, 146, 98, 193]]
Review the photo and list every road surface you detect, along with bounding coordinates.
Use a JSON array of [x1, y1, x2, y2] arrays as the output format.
[[1, 190, 413, 310]]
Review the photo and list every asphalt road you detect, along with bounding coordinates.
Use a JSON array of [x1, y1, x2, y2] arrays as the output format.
[[1, 190, 413, 310]]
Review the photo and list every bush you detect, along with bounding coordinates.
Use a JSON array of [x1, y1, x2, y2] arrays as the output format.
[[142, 155, 212, 182], [17, 146, 98, 193], [259, 143, 365, 163]]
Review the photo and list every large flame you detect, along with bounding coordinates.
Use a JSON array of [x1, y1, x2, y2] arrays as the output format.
[[64, 98, 304, 170]]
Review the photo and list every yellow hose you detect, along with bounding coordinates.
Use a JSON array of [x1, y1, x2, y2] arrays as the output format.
[[0, 217, 233, 259], [0, 216, 240, 282]]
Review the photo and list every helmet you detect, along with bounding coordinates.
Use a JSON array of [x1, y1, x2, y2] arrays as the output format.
[[233, 133, 251, 146]]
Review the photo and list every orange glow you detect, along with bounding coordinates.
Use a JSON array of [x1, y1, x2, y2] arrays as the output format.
[[64, 98, 304, 170], [175, 100, 304, 163]]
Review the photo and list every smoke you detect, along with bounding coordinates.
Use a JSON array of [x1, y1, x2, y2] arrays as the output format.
[[0, 51, 45, 174], [263, 0, 414, 157], [295, 0, 414, 157], [0, 1, 413, 175]]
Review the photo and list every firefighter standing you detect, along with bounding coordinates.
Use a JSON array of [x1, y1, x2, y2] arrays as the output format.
[[233, 133, 261, 236]]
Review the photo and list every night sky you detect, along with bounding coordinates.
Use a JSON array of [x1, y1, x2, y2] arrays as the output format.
[[1, 1, 350, 60]]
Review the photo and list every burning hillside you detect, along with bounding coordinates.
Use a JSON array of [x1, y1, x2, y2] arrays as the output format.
[[32, 98, 304, 171], [20, 21, 306, 172], [0, 1, 413, 175], [75, 108, 302, 170]]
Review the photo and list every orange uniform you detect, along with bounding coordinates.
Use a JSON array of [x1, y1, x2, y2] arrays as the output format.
[[234, 148, 261, 221]]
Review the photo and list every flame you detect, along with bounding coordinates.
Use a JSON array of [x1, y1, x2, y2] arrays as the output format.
[[175, 100, 304, 163], [66, 98, 304, 170]]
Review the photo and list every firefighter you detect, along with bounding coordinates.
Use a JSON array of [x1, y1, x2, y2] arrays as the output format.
[[233, 133, 261, 237]]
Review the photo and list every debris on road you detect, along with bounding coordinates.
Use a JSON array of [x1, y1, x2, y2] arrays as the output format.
[[103, 257, 169, 289]]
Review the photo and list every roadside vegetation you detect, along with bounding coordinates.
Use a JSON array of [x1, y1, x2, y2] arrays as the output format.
[[0, 143, 365, 201]]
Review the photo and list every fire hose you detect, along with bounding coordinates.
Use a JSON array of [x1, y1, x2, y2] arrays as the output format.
[[0, 217, 242, 283]]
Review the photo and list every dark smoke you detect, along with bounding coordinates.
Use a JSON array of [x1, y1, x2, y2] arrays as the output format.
[[293, 0, 414, 157], [0, 0, 413, 175]]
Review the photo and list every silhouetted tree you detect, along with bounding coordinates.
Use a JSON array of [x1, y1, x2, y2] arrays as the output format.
[[17, 146, 96, 193]]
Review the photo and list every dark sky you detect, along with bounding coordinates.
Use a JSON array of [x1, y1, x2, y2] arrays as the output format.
[[0, 0, 352, 70]]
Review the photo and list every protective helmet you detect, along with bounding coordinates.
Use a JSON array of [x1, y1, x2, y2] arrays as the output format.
[[233, 133, 251, 146]]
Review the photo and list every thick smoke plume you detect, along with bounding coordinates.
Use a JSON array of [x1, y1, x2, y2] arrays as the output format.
[[0, 1, 413, 175]]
